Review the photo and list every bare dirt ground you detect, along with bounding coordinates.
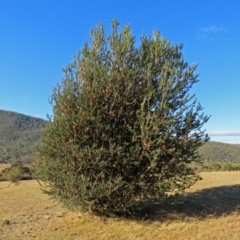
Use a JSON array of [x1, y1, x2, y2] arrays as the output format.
[[1, 171, 240, 240]]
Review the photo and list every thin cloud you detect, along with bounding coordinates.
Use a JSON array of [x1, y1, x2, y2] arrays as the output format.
[[208, 131, 240, 136], [196, 25, 228, 40], [202, 26, 228, 33]]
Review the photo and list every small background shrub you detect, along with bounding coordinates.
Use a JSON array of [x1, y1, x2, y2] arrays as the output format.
[[203, 162, 240, 171], [0, 164, 33, 183]]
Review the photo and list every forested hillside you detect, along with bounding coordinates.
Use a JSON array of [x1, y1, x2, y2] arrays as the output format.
[[198, 141, 240, 163], [0, 110, 46, 163]]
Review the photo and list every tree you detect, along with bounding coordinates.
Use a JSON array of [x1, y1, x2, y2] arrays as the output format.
[[36, 20, 210, 217]]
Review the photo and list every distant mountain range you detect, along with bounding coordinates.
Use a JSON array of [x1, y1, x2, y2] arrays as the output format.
[[0, 110, 240, 164]]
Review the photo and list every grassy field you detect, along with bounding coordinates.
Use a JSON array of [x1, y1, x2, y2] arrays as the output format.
[[1, 171, 240, 240], [0, 164, 10, 172]]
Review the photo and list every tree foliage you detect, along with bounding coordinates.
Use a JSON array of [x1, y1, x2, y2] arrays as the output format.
[[36, 21, 209, 217]]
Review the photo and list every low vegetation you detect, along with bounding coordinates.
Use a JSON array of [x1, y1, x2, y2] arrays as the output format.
[[1, 172, 240, 239], [0, 163, 33, 183], [204, 162, 240, 171]]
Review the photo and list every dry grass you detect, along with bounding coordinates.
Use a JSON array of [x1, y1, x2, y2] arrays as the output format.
[[0, 164, 10, 172], [1, 171, 240, 239]]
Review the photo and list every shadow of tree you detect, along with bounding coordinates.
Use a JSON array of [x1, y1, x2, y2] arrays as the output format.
[[130, 184, 240, 221]]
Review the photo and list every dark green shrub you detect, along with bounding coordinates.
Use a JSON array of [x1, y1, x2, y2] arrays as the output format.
[[21, 165, 33, 180], [0, 173, 4, 181], [231, 163, 240, 171], [36, 20, 209, 217], [221, 162, 240, 171], [205, 162, 222, 171]]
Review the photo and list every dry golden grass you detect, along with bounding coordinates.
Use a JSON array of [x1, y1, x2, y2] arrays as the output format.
[[0, 164, 10, 172], [1, 171, 240, 240]]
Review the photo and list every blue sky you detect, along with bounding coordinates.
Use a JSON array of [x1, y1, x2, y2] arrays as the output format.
[[0, 1, 239, 144]]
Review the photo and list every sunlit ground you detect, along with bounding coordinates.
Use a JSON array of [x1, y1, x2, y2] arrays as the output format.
[[1, 171, 240, 240]]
